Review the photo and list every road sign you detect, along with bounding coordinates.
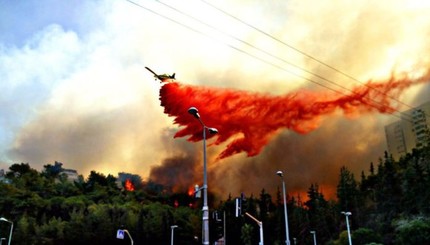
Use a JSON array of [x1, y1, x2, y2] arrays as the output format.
[[116, 229, 125, 239]]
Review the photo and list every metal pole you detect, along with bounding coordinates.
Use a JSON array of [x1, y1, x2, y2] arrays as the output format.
[[342, 212, 352, 245], [259, 222, 264, 245], [245, 212, 264, 245], [282, 179, 290, 245], [8, 223, 12, 245], [0, 218, 12, 245], [277, 171, 290, 245], [202, 126, 209, 245], [188, 107, 218, 245], [123, 229, 133, 245], [223, 211, 226, 245], [310, 231, 317, 245], [171, 225, 178, 245], [345, 214, 352, 245]]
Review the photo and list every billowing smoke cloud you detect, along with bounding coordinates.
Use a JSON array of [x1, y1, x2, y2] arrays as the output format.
[[148, 128, 200, 193], [2, 0, 430, 200], [159, 71, 430, 160]]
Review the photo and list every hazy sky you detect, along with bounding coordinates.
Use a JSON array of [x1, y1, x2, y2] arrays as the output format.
[[1, 0, 430, 199]]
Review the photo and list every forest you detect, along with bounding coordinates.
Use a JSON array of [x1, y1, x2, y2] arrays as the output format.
[[0, 142, 429, 245]]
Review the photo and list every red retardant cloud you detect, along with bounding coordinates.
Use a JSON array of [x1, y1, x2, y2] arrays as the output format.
[[158, 70, 430, 160]]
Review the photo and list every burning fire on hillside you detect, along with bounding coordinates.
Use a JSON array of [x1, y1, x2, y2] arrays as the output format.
[[124, 179, 135, 191]]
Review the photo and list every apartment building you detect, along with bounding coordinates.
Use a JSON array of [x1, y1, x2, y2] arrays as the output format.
[[385, 101, 430, 160]]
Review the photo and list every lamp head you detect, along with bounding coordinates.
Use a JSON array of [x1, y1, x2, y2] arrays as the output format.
[[188, 107, 200, 119], [0, 217, 8, 222], [171, 225, 178, 229], [208, 127, 218, 134], [276, 170, 283, 177]]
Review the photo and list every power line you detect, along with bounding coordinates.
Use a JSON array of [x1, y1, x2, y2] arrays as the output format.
[[155, 0, 356, 93], [200, 0, 430, 122], [125, 0, 346, 93], [198, 0, 424, 116], [125, 0, 419, 122]]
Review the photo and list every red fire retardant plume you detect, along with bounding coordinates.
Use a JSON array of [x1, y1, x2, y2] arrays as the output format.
[[159, 70, 430, 160]]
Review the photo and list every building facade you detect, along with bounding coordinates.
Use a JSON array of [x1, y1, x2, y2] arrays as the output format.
[[385, 101, 430, 160]]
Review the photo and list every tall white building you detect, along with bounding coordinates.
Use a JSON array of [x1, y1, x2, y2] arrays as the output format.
[[385, 101, 430, 160]]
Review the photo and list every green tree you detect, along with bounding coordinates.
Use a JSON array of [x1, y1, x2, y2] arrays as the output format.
[[305, 183, 336, 242], [331, 230, 350, 245], [138, 202, 174, 244], [7, 163, 34, 177], [13, 215, 37, 245], [41, 161, 63, 179], [241, 223, 254, 245], [35, 216, 67, 244], [352, 227, 382, 244], [63, 209, 90, 245], [374, 152, 402, 241], [394, 217, 430, 245], [172, 206, 200, 245], [337, 166, 358, 212]]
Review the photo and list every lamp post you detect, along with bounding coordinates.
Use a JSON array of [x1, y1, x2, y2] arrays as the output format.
[[276, 171, 290, 245], [188, 106, 218, 245], [245, 212, 264, 245], [341, 211, 352, 245], [0, 218, 13, 245], [171, 225, 178, 245], [123, 229, 133, 245], [310, 231, 317, 245]]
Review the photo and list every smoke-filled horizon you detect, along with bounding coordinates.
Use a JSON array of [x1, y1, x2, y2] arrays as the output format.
[[1, 0, 430, 200]]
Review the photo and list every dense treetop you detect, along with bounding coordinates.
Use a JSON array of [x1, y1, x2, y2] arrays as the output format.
[[0, 142, 429, 244]]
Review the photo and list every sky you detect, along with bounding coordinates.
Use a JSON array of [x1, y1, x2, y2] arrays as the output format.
[[1, 0, 430, 200]]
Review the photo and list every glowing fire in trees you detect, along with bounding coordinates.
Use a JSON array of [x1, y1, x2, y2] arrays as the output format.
[[188, 186, 195, 196], [124, 179, 135, 191]]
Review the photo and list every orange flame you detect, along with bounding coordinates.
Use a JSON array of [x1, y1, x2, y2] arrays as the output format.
[[188, 186, 195, 196], [124, 179, 135, 191]]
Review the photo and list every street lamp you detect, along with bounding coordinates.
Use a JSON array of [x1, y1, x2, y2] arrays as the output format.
[[341, 211, 352, 245], [188, 106, 218, 245], [0, 218, 13, 245], [276, 170, 290, 245], [123, 229, 134, 245], [171, 225, 178, 245], [310, 231, 317, 245]]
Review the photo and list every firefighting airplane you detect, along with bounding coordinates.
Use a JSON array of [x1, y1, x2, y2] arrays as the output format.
[[145, 67, 175, 82]]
